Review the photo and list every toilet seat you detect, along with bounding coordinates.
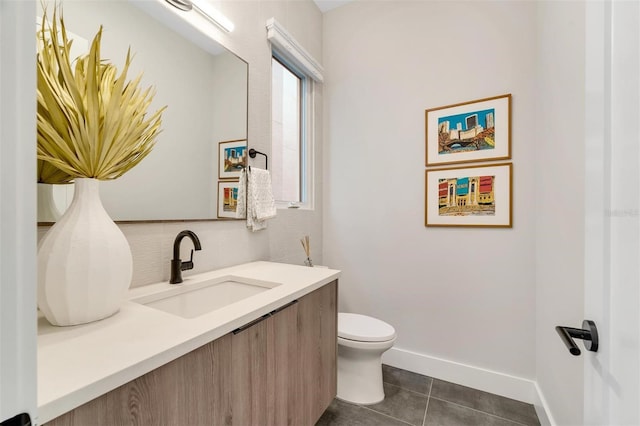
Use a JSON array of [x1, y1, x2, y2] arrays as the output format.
[[338, 313, 396, 342]]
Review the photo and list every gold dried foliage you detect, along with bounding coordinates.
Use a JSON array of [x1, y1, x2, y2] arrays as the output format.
[[36, 8, 166, 183]]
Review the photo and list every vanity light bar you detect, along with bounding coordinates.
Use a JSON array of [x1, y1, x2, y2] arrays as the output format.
[[164, 0, 234, 33], [191, 0, 235, 33], [165, 0, 192, 12]]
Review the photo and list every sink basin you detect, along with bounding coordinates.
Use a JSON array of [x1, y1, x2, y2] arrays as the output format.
[[132, 275, 281, 319]]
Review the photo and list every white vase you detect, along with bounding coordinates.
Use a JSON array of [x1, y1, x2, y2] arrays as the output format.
[[37, 183, 74, 222], [37, 183, 62, 222], [38, 178, 133, 326]]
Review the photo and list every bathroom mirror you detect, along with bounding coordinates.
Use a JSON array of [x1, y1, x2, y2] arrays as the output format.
[[37, 0, 248, 222]]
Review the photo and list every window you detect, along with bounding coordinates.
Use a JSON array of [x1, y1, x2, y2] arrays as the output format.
[[271, 56, 304, 204], [266, 18, 323, 209]]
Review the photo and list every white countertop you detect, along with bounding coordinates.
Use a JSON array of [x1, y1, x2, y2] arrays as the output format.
[[37, 261, 340, 424]]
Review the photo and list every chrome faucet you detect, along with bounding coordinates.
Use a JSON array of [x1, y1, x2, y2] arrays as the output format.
[[170, 230, 202, 284]]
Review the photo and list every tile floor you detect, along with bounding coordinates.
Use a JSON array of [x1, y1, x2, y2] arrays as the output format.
[[316, 365, 540, 426]]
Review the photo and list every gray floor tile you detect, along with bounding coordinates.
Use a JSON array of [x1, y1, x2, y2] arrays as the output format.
[[383, 364, 433, 395], [425, 398, 524, 426], [316, 398, 409, 426], [365, 382, 428, 426], [430, 380, 540, 426]]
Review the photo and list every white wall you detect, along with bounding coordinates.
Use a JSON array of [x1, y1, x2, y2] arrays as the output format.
[[535, 2, 585, 425], [323, 0, 538, 399]]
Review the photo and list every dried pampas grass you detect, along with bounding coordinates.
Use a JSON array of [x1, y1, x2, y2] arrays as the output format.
[[36, 8, 166, 183]]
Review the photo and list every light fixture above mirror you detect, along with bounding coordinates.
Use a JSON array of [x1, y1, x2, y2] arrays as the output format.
[[166, 0, 192, 12], [165, 0, 235, 32]]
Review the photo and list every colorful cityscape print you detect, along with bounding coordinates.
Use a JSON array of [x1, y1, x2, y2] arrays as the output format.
[[438, 175, 495, 216], [437, 108, 495, 155], [223, 186, 239, 213], [224, 146, 247, 172]]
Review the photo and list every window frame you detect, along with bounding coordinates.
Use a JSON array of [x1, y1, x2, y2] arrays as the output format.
[[270, 51, 315, 210]]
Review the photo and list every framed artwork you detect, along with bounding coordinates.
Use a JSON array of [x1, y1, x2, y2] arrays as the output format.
[[217, 181, 241, 219], [425, 94, 511, 166], [218, 139, 247, 180], [425, 163, 512, 227]]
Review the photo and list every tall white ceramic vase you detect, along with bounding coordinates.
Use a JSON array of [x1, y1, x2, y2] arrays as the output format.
[[38, 178, 133, 326], [37, 183, 63, 222]]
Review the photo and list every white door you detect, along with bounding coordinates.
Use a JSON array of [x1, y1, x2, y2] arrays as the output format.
[[0, 0, 38, 424], [584, 1, 640, 424]]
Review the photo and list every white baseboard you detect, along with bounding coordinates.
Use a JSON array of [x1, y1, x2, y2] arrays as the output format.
[[533, 382, 555, 426], [382, 347, 537, 404]]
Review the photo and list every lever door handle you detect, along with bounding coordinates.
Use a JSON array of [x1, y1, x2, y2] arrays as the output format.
[[1, 413, 31, 426], [556, 320, 598, 356]]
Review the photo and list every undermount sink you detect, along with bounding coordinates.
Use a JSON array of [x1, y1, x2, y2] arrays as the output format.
[[132, 275, 281, 319]]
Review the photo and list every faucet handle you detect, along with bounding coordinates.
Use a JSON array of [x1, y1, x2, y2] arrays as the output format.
[[181, 249, 195, 271]]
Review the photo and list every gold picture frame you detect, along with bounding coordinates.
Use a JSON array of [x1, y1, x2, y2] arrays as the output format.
[[218, 139, 247, 180], [425, 163, 513, 227], [217, 180, 241, 219], [425, 94, 511, 166]]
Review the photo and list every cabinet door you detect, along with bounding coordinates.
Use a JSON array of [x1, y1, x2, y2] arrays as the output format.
[[230, 302, 300, 426], [229, 279, 339, 426], [230, 316, 270, 426], [45, 334, 233, 426], [268, 301, 300, 426], [297, 281, 338, 425]]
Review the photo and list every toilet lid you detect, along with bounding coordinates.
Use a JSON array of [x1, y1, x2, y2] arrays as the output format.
[[338, 313, 396, 342]]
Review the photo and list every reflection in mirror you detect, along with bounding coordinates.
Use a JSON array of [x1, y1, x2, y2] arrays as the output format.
[[37, 0, 248, 222]]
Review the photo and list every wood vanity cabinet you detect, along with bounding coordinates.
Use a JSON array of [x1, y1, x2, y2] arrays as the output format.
[[45, 280, 337, 426]]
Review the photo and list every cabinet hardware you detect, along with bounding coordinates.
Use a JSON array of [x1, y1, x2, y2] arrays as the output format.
[[270, 299, 298, 315], [232, 300, 299, 335], [232, 313, 272, 334]]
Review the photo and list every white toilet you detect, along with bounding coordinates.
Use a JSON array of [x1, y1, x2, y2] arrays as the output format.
[[337, 313, 397, 405]]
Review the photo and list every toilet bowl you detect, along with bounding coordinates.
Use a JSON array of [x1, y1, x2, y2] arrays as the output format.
[[337, 313, 396, 405]]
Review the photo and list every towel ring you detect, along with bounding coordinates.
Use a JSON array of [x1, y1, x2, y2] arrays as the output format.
[[248, 149, 268, 170]]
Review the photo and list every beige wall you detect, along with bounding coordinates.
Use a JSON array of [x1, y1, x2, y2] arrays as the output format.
[[323, 0, 538, 399], [323, 1, 589, 421]]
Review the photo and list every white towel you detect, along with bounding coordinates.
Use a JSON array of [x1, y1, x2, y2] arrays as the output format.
[[236, 168, 248, 219], [236, 167, 276, 231]]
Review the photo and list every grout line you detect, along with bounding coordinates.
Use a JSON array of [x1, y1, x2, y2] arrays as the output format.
[[359, 405, 415, 426], [428, 396, 533, 426], [379, 367, 537, 426], [382, 380, 431, 397], [422, 379, 433, 426], [358, 380, 431, 426]]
